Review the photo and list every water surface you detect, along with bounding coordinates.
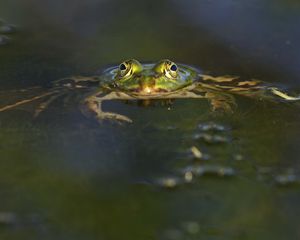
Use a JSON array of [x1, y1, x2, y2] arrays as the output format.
[[0, 0, 300, 239]]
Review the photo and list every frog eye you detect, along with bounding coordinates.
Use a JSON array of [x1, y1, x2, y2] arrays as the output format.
[[118, 62, 130, 77], [119, 63, 127, 71], [165, 61, 178, 78], [153, 59, 178, 79], [117, 59, 143, 79], [170, 63, 178, 72]]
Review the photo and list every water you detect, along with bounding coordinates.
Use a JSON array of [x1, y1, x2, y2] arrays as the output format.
[[0, 0, 300, 239]]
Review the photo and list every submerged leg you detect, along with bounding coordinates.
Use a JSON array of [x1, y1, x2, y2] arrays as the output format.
[[53, 76, 101, 88], [81, 92, 133, 124], [193, 86, 236, 113], [34, 92, 66, 117], [205, 92, 236, 113], [0, 86, 42, 94], [0, 90, 59, 112]]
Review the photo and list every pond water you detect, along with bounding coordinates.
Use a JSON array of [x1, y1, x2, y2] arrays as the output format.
[[0, 0, 300, 239]]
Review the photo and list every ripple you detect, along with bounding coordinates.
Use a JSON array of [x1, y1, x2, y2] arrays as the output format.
[[181, 221, 200, 235], [181, 164, 236, 178], [0, 24, 16, 34], [275, 173, 299, 187], [193, 133, 230, 144], [0, 19, 17, 46], [0, 35, 9, 45], [161, 228, 184, 240], [0, 212, 17, 225], [197, 122, 229, 132], [233, 153, 244, 161], [160, 221, 223, 240]]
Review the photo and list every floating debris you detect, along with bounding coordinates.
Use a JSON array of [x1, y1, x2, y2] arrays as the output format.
[[177, 146, 210, 162], [190, 146, 203, 159], [188, 146, 210, 160], [155, 176, 182, 189]]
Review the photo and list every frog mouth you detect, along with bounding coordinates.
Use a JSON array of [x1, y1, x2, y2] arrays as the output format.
[[129, 87, 169, 95], [142, 87, 168, 94]]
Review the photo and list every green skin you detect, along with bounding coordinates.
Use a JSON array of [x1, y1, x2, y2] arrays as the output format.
[[0, 59, 299, 123]]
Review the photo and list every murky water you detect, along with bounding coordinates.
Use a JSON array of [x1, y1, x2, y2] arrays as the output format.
[[1, 0, 300, 239]]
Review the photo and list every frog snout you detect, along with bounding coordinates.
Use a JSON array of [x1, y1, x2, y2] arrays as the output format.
[[138, 78, 156, 93], [139, 78, 156, 88]]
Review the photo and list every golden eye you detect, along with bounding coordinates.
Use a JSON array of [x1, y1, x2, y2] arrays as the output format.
[[117, 59, 142, 79], [153, 60, 178, 79], [118, 61, 131, 78], [165, 61, 178, 78]]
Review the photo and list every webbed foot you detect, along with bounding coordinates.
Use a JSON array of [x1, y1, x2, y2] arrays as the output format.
[[81, 97, 133, 125], [205, 92, 236, 113]]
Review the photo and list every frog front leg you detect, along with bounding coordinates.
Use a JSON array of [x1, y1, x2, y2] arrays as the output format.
[[81, 91, 133, 124], [192, 86, 236, 113], [205, 91, 236, 112]]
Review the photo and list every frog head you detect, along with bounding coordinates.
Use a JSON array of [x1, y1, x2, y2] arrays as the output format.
[[103, 59, 200, 95]]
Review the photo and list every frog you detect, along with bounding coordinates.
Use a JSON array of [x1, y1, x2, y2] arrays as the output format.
[[0, 59, 299, 123]]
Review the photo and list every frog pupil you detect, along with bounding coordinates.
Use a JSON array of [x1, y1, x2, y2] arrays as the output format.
[[120, 63, 126, 70], [170, 64, 177, 71]]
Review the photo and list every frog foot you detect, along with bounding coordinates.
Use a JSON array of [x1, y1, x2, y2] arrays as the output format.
[[269, 87, 300, 101], [96, 112, 133, 124], [205, 92, 236, 113], [81, 98, 133, 125]]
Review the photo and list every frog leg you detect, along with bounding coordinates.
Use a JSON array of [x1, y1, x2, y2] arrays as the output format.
[[199, 74, 263, 92], [192, 84, 236, 112], [0, 90, 60, 113], [161, 86, 236, 112], [53, 76, 101, 88], [81, 91, 134, 123], [34, 91, 67, 117], [0, 86, 42, 94], [205, 91, 236, 112], [200, 74, 300, 101], [268, 87, 300, 101]]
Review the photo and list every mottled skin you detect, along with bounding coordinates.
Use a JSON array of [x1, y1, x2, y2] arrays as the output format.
[[0, 59, 299, 123]]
